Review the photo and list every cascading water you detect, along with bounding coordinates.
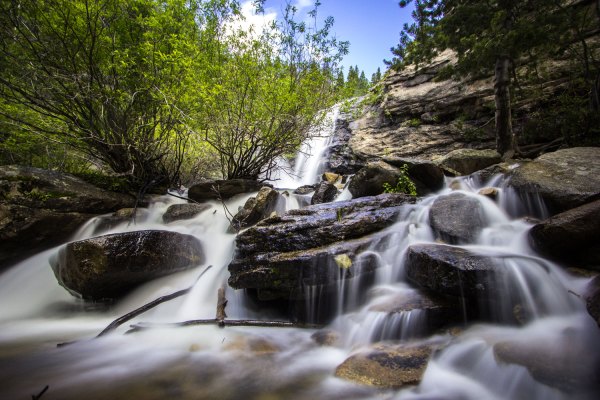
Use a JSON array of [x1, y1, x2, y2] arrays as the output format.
[[0, 135, 598, 399]]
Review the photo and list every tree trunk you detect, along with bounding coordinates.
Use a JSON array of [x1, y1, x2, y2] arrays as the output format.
[[494, 55, 515, 159]]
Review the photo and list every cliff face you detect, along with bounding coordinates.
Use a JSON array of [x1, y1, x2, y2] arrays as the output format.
[[326, 39, 598, 174]]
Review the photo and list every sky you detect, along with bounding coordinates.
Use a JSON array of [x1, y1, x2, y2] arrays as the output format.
[[244, 0, 415, 78]]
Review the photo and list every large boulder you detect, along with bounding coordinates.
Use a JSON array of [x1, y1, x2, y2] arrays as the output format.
[[0, 165, 134, 269], [509, 147, 600, 215], [230, 187, 282, 231], [384, 157, 445, 195], [311, 181, 339, 204], [529, 199, 600, 269], [51, 230, 204, 300], [405, 244, 503, 300], [348, 161, 402, 198], [162, 203, 212, 223], [435, 149, 502, 175], [429, 192, 487, 244], [188, 179, 264, 202], [229, 194, 415, 307], [334, 344, 435, 388]]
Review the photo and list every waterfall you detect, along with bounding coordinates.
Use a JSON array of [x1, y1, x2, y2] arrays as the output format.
[[0, 141, 598, 399]]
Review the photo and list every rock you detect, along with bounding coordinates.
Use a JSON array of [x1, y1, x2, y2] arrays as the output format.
[[230, 187, 282, 231], [51, 230, 204, 300], [93, 207, 151, 233], [188, 179, 264, 202], [429, 192, 486, 243], [334, 344, 434, 388], [478, 187, 499, 200], [311, 181, 339, 204], [405, 244, 503, 300], [234, 194, 415, 258], [322, 172, 341, 184], [162, 203, 212, 223], [529, 199, 600, 269], [311, 330, 340, 346], [367, 289, 460, 336], [436, 149, 502, 175], [384, 157, 445, 195], [494, 335, 600, 394], [229, 194, 416, 312], [0, 165, 134, 269], [584, 276, 600, 327], [509, 147, 600, 215], [348, 161, 402, 198], [293, 184, 319, 195]]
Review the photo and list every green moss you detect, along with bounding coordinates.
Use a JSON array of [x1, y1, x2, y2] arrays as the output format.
[[74, 171, 130, 193]]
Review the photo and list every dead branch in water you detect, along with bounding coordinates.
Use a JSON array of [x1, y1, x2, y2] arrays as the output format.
[[31, 385, 49, 400], [96, 265, 213, 337], [125, 319, 322, 334], [216, 284, 228, 326]]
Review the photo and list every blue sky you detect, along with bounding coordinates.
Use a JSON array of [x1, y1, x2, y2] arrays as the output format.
[[254, 1, 415, 78]]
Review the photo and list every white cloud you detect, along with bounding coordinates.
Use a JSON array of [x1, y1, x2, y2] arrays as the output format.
[[226, 1, 277, 38], [294, 0, 313, 11]]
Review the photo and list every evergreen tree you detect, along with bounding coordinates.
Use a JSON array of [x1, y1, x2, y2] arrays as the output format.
[[371, 67, 382, 85], [389, 0, 574, 158]]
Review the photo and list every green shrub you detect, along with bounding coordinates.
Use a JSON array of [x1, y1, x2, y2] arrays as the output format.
[[382, 164, 417, 196]]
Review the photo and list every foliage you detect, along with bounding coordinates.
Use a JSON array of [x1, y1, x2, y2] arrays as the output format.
[[0, 0, 218, 187], [382, 164, 417, 196], [386, 0, 598, 157], [197, 0, 348, 180]]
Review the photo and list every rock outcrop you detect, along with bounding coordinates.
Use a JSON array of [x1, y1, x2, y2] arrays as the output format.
[[0, 165, 134, 269], [435, 149, 502, 175], [311, 181, 339, 204], [529, 199, 600, 269], [348, 161, 401, 198], [228, 194, 416, 303], [509, 147, 600, 215], [51, 230, 204, 300]]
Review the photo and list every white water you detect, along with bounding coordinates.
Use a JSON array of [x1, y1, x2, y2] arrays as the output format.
[[1, 134, 599, 398]]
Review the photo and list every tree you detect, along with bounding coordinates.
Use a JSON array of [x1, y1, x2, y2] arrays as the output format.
[[371, 67, 382, 85], [0, 0, 205, 187], [389, 0, 572, 158], [196, 0, 348, 180]]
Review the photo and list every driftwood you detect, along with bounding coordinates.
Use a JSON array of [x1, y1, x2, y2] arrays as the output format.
[[216, 284, 228, 325], [126, 319, 322, 334], [31, 385, 49, 400], [96, 265, 213, 337]]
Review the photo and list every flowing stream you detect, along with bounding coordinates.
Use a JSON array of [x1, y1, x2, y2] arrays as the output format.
[[0, 113, 598, 399]]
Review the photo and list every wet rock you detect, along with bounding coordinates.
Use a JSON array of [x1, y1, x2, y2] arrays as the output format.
[[163, 203, 212, 223], [311, 181, 339, 204], [585, 276, 600, 327], [322, 172, 341, 184], [230, 187, 282, 231], [293, 184, 319, 195], [529, 199, 600, 270], [234, 194, 415, 257], [436, 149, 501, 175], [223, 335, 281, 356], [51, 230, 204, 300], [368, 289, 460, 334], [0, 165, 134, 269], [229, 194, 415, 312], [509, 147, 600, 215], [188, 179, 264, 202], [311, 329, 340, 346], [478, 187, 499, 200], [348, 161, 402, 198], [494, 335, 600, 394], [92, 207, 151, 233], [405, 244, 502, 300], [335, 344, 434, 388], [384, 157, 445, 195], [429, 192, 486, 243]]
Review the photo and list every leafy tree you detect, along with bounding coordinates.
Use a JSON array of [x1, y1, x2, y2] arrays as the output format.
[[196, 0, 348, 180], [0, 0, 205, 187], [389, 0, 575, 158]]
